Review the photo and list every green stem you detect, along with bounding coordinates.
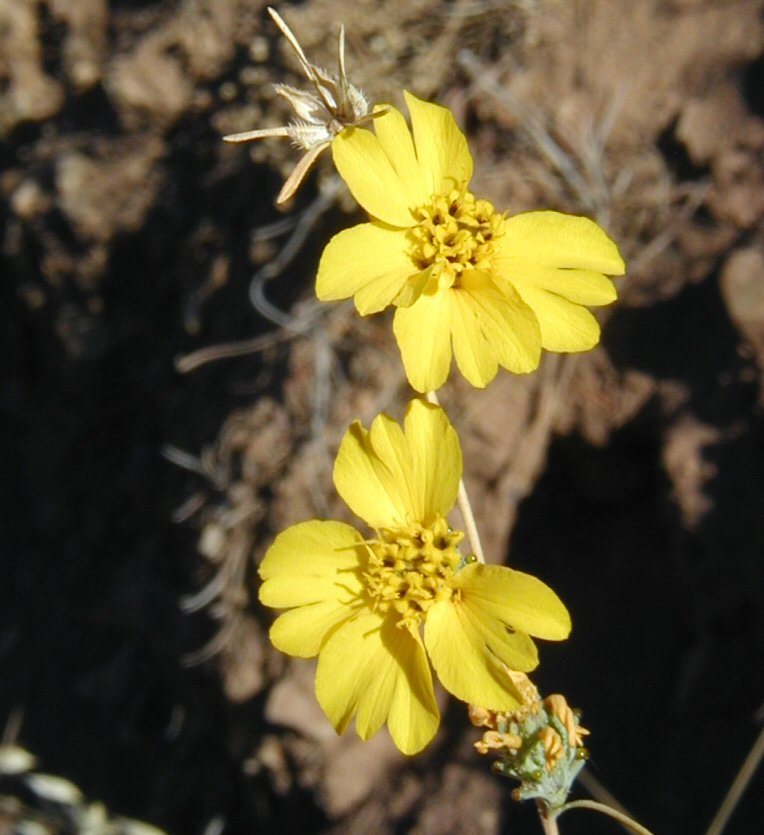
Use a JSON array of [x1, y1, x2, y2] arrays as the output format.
[[556, 800, 655, 835]]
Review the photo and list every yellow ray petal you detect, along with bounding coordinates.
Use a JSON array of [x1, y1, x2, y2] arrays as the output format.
[[507, 266, 618, 306], [260, 572, 361, 609], [392, 265, 434, 309], [425, 597, 537, 710], [403, 399, 461, 523], [393, 290, 453, 393], [513, 284, 602, 352], [499, 211, 626, 277], [334, 420, 408, 529], [315, 611, 439, 753], [404, 91, 473, 198], [372, 104, 429, 210], [449, 282, 499, 388], [452, 563, 571, 641], [259, 521, 366, 592], [268, 599, 358, 658], [315, 610, 389, 737], [316, 222, 413, 313], [386, 625, 440, 755], [367, 411, 421, 521], [493, 211, 623, 352], [454, 271, 541, 379], [332, 127, 415, 227]]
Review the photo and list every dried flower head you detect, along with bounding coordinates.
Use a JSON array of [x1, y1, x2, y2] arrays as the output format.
[[224, 7, 372, 203], [471, 687, 590, 809]]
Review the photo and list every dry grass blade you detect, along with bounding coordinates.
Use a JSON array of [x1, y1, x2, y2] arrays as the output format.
[[704, 715, 764, 835]]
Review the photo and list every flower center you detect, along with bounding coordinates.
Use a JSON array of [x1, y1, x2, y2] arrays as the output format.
[[364, 516, 464, 630], [410, 188, 505, 290]]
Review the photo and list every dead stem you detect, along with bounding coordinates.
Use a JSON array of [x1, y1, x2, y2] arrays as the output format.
[[578, 769, 634, 819], [458, 49, 597, 216], [176, 176, 342, 373], [175, 329, 297, 373], [426, 390, 486, 563], [705, 720, 764, 835], [558, 800, 655, 835]]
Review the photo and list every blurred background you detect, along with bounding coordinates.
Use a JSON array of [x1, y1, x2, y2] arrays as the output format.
[[2, 0, 764, 832]]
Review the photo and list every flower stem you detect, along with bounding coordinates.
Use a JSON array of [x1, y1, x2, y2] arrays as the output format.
[[425, 390, 486, 564], [557, 799, 655, 835], [536, 801, 560, 835], [456, 478, 486, 564]]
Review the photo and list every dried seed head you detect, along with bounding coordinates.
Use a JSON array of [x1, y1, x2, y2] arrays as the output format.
[[471, 689, 590, 811], [224, 7, 373, 203]]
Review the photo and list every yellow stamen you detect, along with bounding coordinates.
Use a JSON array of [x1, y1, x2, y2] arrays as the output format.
[[409, 188, 505, 290], [364, 516, 463, 630]]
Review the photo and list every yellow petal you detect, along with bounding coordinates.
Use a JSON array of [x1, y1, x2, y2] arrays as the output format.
[[259, 521, 366, 598], [260, 572, 360, 609], [258, 521, 367, 657], [332, 127, 415, 227], [494, 211, 623, 352], [366, 411, 421, 520], [509, 266, 618, 306], [449, 286, 498, 388], [452, 563, 571, 640], [333, 420, 409, 529], [424, 596, 537, 710], [499, 211, 626, 278], [404, 90, 473, 197], [315, 610, 439, 753], [372, 103, 430, 209], [392, 266, 434, 309], [269, 600, 357, 658], [393, 289, 453, 393], [403, 399, 461, 522], [315, 610, 388, 737], [334, 401, 461, 529], [386, 626, 441, 754], [316, 222, 413, 314], [452, 272, 541, 382], [513, 285, 601, 352]]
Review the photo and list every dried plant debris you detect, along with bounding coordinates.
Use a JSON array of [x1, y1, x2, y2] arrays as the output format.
[[170, 398, 293, 699], [224, 7, 373, 203], [0, 744, 165, 835]]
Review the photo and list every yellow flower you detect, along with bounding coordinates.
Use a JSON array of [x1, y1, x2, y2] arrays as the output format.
[[316, 91, 626, 392], [258, 400, 570, 754]]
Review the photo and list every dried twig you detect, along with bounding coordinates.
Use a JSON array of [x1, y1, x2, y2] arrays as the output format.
[[705, 709, 764, 835], [249, 177, 344, 327]]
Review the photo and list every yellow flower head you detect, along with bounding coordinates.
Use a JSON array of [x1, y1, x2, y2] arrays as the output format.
[[316, 91, 626, 392], [258, 400, 570, 754]]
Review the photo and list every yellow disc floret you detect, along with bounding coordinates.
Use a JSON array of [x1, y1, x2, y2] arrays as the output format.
[[410, 187, 505, 290], [364, 516, 464, 630]]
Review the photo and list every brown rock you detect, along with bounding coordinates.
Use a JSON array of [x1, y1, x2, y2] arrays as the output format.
[[720, 247, 764, 351]]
